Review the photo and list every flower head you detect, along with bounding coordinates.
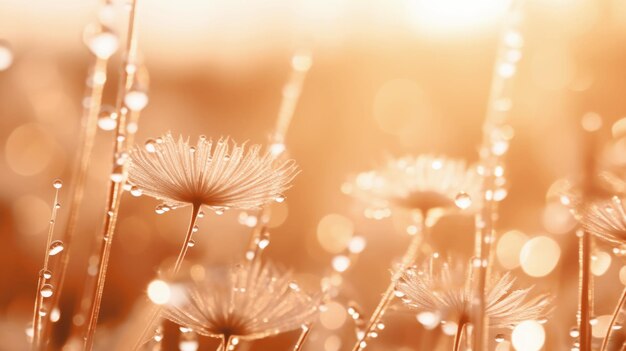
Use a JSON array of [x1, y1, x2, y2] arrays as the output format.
[[344, 155, 482, 217], [396, 258, 551, 329], [163, 260, 319, 341], [128, 133, 298, 212], [583, 196, 626, 245]]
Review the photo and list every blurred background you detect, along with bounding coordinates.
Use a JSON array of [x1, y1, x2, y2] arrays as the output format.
[[1, 0, 626, 350]]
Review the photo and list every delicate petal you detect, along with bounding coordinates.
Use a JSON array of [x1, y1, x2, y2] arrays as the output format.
[[128, 133, 298, 211], [162, 260, 319, 341]]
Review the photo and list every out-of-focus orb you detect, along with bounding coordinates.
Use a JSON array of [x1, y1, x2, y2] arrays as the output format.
[[542, 202, 576, 234], [416, 311, 440, 330], [0, 43, 13, 71], [531, 46, 576, 90], [592, 315, 612, 338], [620, 266, 626, 285], [147, 280, 171, 305], [520, 236, 560, 277], [317, 214, 354, 254], [581, 112, 602, 132], [6, 123, 59, 176], [591, 251, 611, 277], [612, 117, 626, 139], [331, 255, 351, 272], [406, 0, 508, 35], [291, 52, 313, 72], [348, 236, 367, 254], [13, 195, 50, 236], [319, 301, 347, 330], [324, 335, 341, 351], [441, 321, 458, 336], [496, 230, 528, 269], [511, 320, 545, 351], [373, 79, 430, 136], [85, 29, 119, 59]]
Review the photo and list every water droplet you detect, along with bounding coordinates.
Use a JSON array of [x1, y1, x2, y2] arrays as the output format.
[[155, 205, 165, 215], [97, 110, 117, 131], [130, 186, 142, 197], [215, 208, 224, 215], [187, 240, 195, 247], [495, 334, 505, 342], [569, 326, 579, 337], [86, 29, 119, 59], [124, 90, 149, 111], [197, 211, 205, 218], [53, 179, 63, 189], [144, 139, 157, 153], [38, 308, 47, 317], [275, 194, 286, 203], [179, 326, 192, 333], [394, 290, 406, 298], [110, 172, 124, 183], [377, 322, 385, 330], [245, 250, 255, 260], [49, 240, 64, 256], [0, 42, 14, 71], [455, 192, 472, 209], [54, 203, 61, 209], [40, 284, 54, 298], [153, 329, 163, 342], [192, 225, 199, 233], [50, 307, 61, 322], [40, 269, 52, 279]]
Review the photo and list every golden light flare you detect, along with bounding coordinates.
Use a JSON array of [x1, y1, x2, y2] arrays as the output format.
[[511, 320, 545, 351]]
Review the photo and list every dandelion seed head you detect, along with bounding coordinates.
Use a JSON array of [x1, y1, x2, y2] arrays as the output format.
[[128, 133, 299, 213], [162, 260, 319, 341], [346, 155, 482, 215], [397, 258, 551, 329], [583, 196, 626, 245]]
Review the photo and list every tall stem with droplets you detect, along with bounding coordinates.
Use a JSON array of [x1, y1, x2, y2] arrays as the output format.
[[579, 231, 592, 350], [350, 213, 427, 351], [31, 183, 61, 350], [43, 49, 109, 345], [471, 1, 524, 347], [82, 1, 141, 349], [245, 52, 312, 255]]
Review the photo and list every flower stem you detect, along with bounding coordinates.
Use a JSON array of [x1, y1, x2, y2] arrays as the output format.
[[173, 204, 201, 274], [82, 1, 140, 348], [31, 185, 60, 350], [452, 318, 467, 351], [42, 54, 108, 345], [293, 324, 312, 351], [601, 286, 626, 351], [133, 204, 202, 349], [350, 214, 427, 351], [579, 231, 592, 350]]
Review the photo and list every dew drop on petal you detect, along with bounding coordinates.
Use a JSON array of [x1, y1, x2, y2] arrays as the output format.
[[130, 186, 142, 197], [49, 240, 64, 256], [275, 194, 286, 203], [187, 239, 195, 247], [145, 139, 157, 153]]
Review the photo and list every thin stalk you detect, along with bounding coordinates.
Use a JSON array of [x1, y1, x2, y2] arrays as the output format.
[[452, 318, 467, 351], [173, 204, 201, 274], [133, 204, 202, 349], [579, 231, 592, 350], [350, 214, 427, 351], [82, 1, 140, 348], [601, 287, 626, 351], [293, 324, 312, 351], [31, 186, 61, 350], [43, 54, 108, 341]]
